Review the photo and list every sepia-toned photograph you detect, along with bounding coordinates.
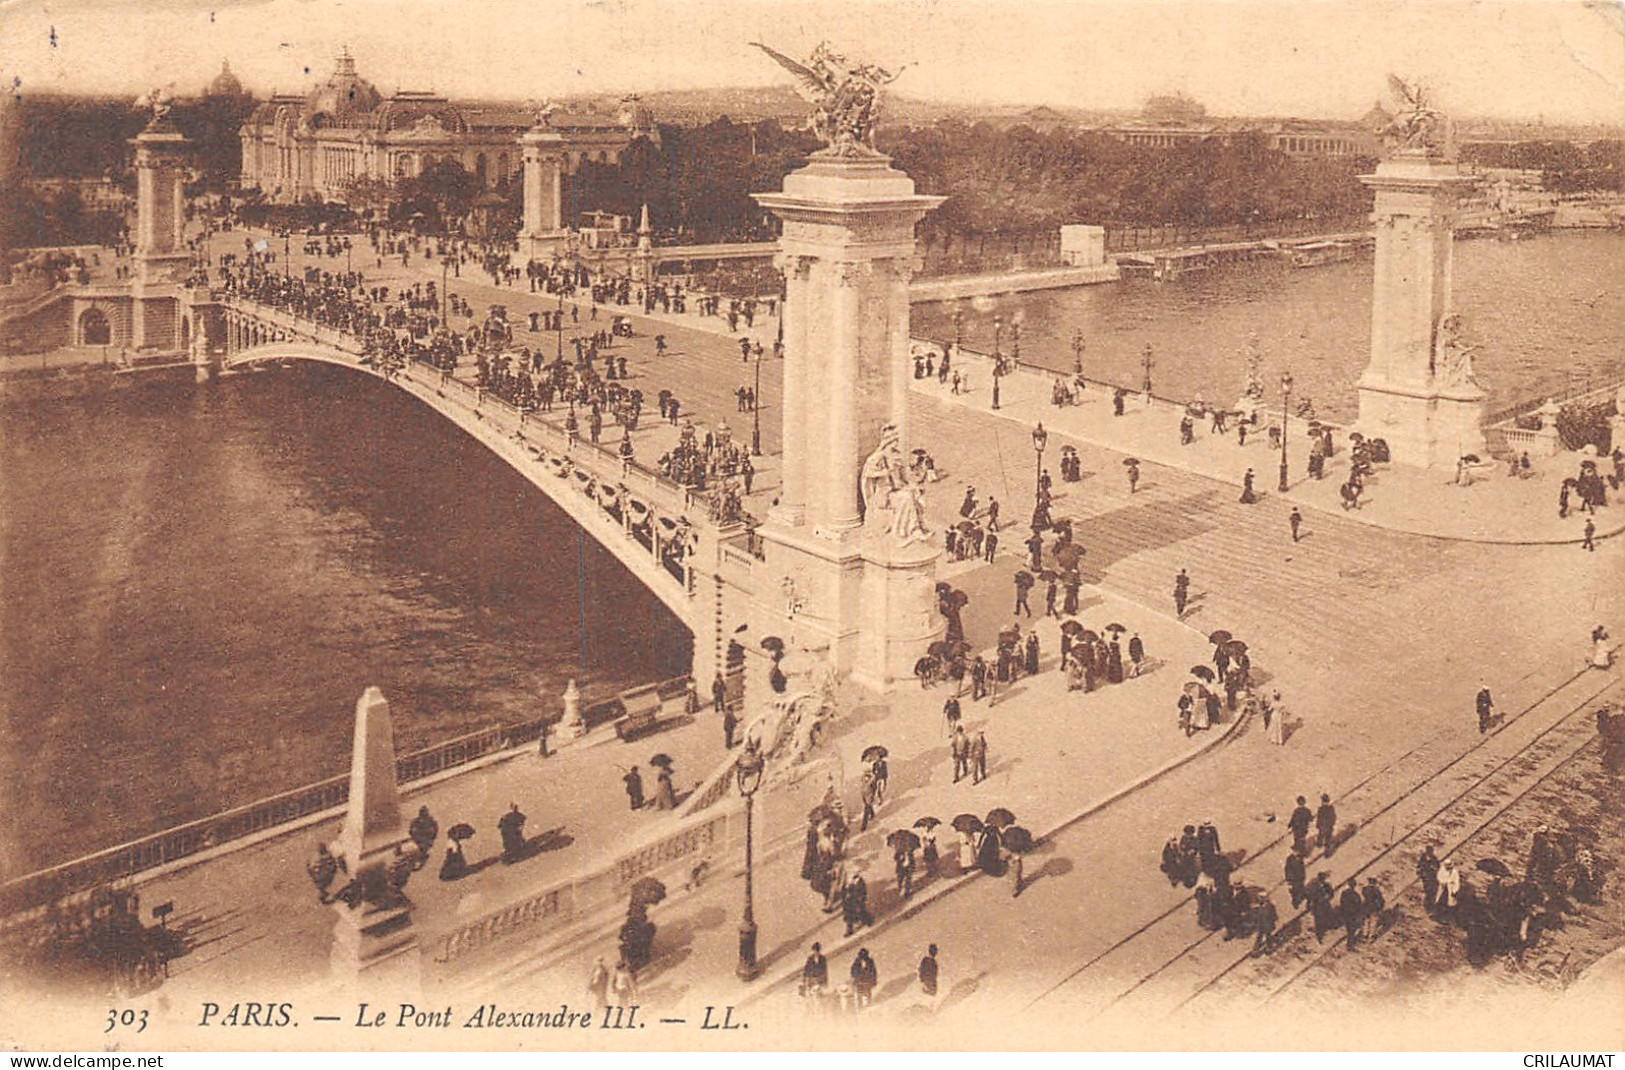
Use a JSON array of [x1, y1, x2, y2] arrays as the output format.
[[0, 0, 1621, 1053]]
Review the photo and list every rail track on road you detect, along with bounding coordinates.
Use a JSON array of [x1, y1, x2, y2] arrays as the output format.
[[1026, 659, 1621, 1023]]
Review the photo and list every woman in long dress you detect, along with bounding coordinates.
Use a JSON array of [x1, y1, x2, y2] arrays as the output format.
[[1267, 690, 1287, 745], [1593, 625, 1612, 670], [1192, 690, 1211, 731]]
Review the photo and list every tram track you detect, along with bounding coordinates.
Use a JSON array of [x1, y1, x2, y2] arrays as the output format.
[[1025, 659, 1621, 1022]]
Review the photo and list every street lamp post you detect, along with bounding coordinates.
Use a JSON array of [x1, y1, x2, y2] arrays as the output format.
[[952, 309, 963, 349], [735, 743, 765, 981], [1031, 422, 1048, 508], [751, 350, 762, 457], [1140, 344, 1155, 399], [993, 315, 1003, 366], [1278, 371, 1294, 493], [283, 232, 290, 278], [1011, 322, 1021, 367], [1071, 329, 1085, 377]]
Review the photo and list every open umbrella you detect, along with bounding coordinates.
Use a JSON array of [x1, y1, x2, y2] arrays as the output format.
[[447, 823, 476, 844], [1014, 570, 1034, 588], [886, 829, 922, 852], [759, 636, 786, 657], [649, 753, 675, 769], [1208, 630, 1233, 646], [957, 520, 978, 533], [861, 745, 889, 763], [912, 817, 942, 831], [1054, 545, 1084, 570], [1225, 639, 1249, 655], [951, 813, 984, 834], [1105, 622, 1127, 635], [1039, 569, 1058, 582], [1078, 629, 1101, 644], [808, 803, 840, 826], [1190, 665, 1216, 682], [629, 876, 667, 908], [1477, 858, 1514, 879], [1060, 620, 1085, 638], [1121, 457, 1140, 466], [1000, 826, 1036, 853], [984, 807, 1017, 828]]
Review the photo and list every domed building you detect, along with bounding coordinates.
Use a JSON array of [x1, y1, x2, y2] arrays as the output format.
[[204, 60, 246, 100], [238, 49, 655, 205]]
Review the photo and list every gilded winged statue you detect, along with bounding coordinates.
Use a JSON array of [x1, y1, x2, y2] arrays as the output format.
[[751, 41, 907, 155], [1379, 75, 1449, 157]]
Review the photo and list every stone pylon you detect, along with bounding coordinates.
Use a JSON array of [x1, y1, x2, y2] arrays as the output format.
[[519, 123, 567, 263], [129, 113, 193, 356], [329, 686, 420, 996], [752, 153, 945, 689], [1355, 153, 1486, 468]]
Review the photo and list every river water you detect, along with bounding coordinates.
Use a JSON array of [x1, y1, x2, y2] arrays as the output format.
[[0, 366, 690, 878], [914, 230, 1625, 422]]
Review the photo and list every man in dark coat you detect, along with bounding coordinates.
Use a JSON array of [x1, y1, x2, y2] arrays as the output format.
[[712, 674, 727, 713], [1315, 793, 1338, 856], [1284, 846, 1308, 909], [498, 802, 527, 863], [1361, 877, 1386, 940], [960, 486, 977, 518], [1178, 825, 1201, 886], [1288, 796, 1313, 855], [1477, 685, 1494, 733], [1173, 568, 1190, 617], [800, 942, 828, 998], [1416, 845, 1441, 914], [623, 766, 645, 810], [1306, 872, 1337, 942], [1339, 878, 1365, 949], [408, 805, 438, 868], [1025, 530, 1044, 571], [918, 944, 939, 1000], [1196, 821, 1222, 874], [1252, 894, 1279, 957], [723, 706, 739, 749], [842, 875, 870, 936]]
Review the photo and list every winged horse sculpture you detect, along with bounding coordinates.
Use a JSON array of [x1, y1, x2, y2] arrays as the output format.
[[751, 41, 909, 155]]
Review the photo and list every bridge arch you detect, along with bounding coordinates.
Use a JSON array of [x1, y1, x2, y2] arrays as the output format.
[[79, 307, 111, 346]]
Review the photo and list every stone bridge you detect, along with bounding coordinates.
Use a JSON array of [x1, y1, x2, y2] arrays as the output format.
[[218, 296, 750, 684]]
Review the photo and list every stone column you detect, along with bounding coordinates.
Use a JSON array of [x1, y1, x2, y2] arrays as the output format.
[[557, 678, 584, 741], [1355, 155, 1485, 468], [520, 125, 567, 262], [131, 118, 192, 289], [329, 687, 420, 997], [753, 154, 945, 689]]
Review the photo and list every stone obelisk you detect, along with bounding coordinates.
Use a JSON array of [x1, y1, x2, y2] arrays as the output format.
[[1354, 82, 1486, 468], [329, 686, 420, 995], [751, 43, 945, 689]]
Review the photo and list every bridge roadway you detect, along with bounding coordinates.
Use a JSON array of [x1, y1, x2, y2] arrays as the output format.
[[217, 295, 743, 680]]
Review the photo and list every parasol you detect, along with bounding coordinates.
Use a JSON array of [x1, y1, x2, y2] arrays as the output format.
[[448, 823, 476, 843], [1000, 826, 1036, 853], [861, 745, 889, 763], [951, 813, 984, 834], [1078, 629, 1100, 644], [957, 520, 978, 533], [1122, 457, 1140, 467], [984, 807, 1017, 828], [1225, 639, 1249, 655], [760, 636, 786, 657], [1060, 621, 1085, 638], [1014, 570, 1034, 587], [1477, 858, 1513, 879], [1208, 630, 1233, 646], [886, 829, 922, 852], [629, 876, 667, 908], [912, 817, 941, 831], [1105, 622, 1127, 635], [649, 753, 675, 769], [1190, 665, 1216, 682]]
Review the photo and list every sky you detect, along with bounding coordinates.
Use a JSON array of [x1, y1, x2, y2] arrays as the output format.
[[1, 0, 1621, 123]]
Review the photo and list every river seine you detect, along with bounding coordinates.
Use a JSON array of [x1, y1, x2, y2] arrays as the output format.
[[914, 230, 1625, 421], [0, 366, 691, 877]]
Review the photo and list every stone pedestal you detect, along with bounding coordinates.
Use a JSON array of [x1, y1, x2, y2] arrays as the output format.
[[1354, 155, 1486, 468], [329, 687, 420, 997], [131, 120, 192, 290], [557, 678, 584, 741], [752, 153, 945, 690], [519, 126, 568, 263]]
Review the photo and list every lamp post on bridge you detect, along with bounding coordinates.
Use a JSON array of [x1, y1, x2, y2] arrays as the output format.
[[441, 255, 454, 326], [734, 742, 764, 981], [1071, 329, 1085, 377], [751, 348, 762, 457], [1278, 370, 1295, 493], [1031, 422, 1049, 511], [1140, 343, 1156, 399]]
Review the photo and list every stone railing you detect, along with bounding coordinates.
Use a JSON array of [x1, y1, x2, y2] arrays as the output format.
[[0, 674, 691, 923]]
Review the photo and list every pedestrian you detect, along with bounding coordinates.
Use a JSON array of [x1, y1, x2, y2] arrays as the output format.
[[983, 529, 999, 562], [1266, 690, 1287, 745], [1436, 858, 1462, 920], [800, 942, 829, 1005], [1252, 894, 1278, 957], [1416, 845, 1441, 915], [712, 673, 727, 713], [918, 944, 939, 1007], [1196, 820, 1222, 874], [1239, 468, 1257, 504], [850, 949, 878, 1009], [987, 497, 1000, 531], [1284, 846, 1307, 909], [1583, 517, 1596, 551], [623, 765, 644, 810], [1174, 568, 1190, 618], [842, 874, 870, 936], [960, 486, 977, 518], [655, 764, 677, 809], [971, 656, 987, 701], [1307, 872, 1337, 943], [1127, 631, 1145, 677], [587, 955, 612, 1013], [1289, 507, 1303, 542], [860, 770, 878, 831], [498, 802, 527, 863], [1339, 878, 1364, 949], [1127, 459, 1140, 494], [1361, 877, 1386, 940], [1476, 685, 1494, 734], [971, 729, 988, 784], [1014, 573, 1033, 617], [408, 805, 439, 868], [1315, 793, 1337, 856], [1045, 576, 1058, 617], [723, 706, 739, 749], [1287, 795, 1313, 855], [1010, 847, 1025, 897], [952, 725, 970, 783], [611, 959, 638, 1006], [944, 695, 962, 736], [1026, 530, 1044, 571]]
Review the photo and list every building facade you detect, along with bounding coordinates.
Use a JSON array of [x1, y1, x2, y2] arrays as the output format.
[[237, 49, 655, 205]]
